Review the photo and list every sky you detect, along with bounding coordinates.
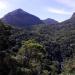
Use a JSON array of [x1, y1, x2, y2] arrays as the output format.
[[0, 0, 75, 22]]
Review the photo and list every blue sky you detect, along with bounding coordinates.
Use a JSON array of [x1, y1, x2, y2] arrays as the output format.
[[0, 0, 75, 22]]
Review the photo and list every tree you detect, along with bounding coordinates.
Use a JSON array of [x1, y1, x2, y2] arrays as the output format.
[[16, 39, 45, 75]]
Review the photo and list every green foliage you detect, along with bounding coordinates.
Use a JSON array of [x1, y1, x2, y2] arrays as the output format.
[[60, 58, 75, 75], [18, 39, 43, 55], [1, 20, 75, 75]]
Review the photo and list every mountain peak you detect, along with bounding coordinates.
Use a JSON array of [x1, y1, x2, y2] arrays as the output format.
[[15, 8, 24, 12], [43, 18, 58, 25], [46, 18, 52, 20], [12, 8, 28, 14], [2, 9, 43, 28], [16, 8, 23, 11]]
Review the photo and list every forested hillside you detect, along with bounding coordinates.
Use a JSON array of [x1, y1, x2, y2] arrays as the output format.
[[0, 15, 75, 75]]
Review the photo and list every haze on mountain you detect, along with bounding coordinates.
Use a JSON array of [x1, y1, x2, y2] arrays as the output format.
[[1, 8, 59, 28], [1, 9, 44, 28]]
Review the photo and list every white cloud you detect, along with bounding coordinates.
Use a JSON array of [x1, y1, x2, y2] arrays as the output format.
[[0, 0, 9, 11], [48, 7, 72, 15], [0, 0, 11, 18], [54, 0, 75, 8], [0, 2, 7, 9]]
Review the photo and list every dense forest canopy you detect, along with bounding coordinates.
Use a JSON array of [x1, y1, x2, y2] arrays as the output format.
[[0, 17, 75, 75]]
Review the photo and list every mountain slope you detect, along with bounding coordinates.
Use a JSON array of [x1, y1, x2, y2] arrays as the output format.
[[1, 9, 43, 28], [56, 13, 75, 44], [61, 12, 75, 26]]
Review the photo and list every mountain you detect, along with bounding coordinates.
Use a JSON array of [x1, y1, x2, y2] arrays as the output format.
[[61, 12, 75, 25], [43, 18, 58, 25], [56, 13, 75, 44], [1, 9, 43, 28]]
